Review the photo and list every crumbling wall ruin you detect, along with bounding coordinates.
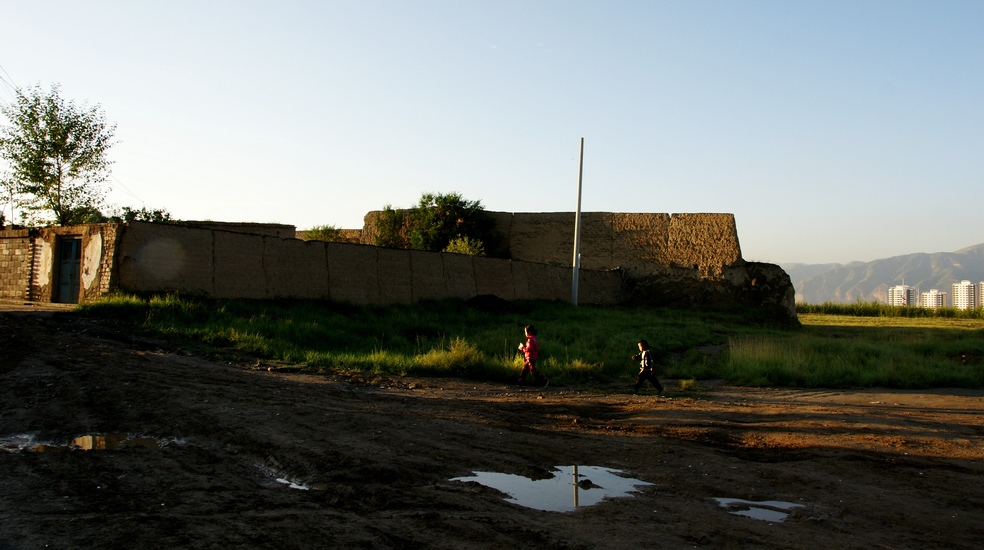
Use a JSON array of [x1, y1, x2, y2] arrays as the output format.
[[361, 211, 742, 276], [362, 210, 795, 317]]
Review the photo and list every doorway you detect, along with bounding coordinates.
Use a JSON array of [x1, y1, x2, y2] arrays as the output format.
[[56, 237, 82, 303]]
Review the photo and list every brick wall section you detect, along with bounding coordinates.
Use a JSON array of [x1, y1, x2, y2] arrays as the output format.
[[0, 229, 33, 300], [78, 224, 121, 301], [1, 225, 120, 303]]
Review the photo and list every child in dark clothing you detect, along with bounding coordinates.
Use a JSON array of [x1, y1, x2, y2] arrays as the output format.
[[632, 339, 663, 393], [517, 325, 548, 386]]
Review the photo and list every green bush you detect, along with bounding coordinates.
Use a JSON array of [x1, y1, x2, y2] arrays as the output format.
[[305, 224, 343, 242], [443, 236, 485, 256], [374, 205, 409, 248], [374, 192, 505, 257]]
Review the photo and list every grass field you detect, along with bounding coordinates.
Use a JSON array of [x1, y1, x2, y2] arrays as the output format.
[[77, 295, 984, 390]]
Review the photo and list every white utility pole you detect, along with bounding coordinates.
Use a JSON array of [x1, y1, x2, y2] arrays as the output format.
[[572, 138, 584, 305]]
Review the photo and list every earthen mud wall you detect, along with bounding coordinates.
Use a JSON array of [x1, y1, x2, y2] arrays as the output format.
[[362, 211, 743, 278], [360, 210, 795, 317], [3, 213, 793, 318], [115, 222, 623, 305]]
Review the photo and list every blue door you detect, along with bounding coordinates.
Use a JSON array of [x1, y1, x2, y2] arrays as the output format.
[[56, 238, 82, 303]]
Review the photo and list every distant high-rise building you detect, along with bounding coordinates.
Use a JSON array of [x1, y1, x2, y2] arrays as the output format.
[[921, 289, 947, 309], [951, 280, 978, 310], [888, 284, 916, 306]]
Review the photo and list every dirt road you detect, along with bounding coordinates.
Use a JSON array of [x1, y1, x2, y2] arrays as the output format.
[[2, 309, 983, 548]]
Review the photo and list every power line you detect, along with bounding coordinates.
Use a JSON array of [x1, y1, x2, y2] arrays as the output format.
[[110, 174, 145, 205], [0, 64, 17, 104]]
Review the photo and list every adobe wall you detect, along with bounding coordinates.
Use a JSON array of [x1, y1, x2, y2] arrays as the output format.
[[0, 225, 120, 303], [180, 221, 296, 239], [362, 211, 743, 278], [4, 213, 791, 317], [295, 229, 362, 244], [361, 210, 795, 318], [113, 222, 623, 305]]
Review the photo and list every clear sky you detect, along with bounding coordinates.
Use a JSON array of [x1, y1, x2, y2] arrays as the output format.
[[2, 1, 982, 265]]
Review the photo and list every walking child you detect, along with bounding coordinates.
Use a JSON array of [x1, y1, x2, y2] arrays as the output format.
[[632, 339, 664, 393], [517, 325, 548, 386]]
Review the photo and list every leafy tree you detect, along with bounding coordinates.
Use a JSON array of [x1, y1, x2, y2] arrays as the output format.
[[410, 192, 504, 253], [111, 206, 175, 224], [373, 192, 505, 257], [0, 84, 116, 225]]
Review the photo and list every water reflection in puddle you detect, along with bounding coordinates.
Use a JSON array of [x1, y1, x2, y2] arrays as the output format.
[[452, 465, 652, 512], [0, 433, 170, 453], [713, 498, 804, 522], [275, 478, 310, 491], [255, 464, 311, 491]]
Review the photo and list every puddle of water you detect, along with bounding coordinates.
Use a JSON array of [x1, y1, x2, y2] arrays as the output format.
[[275, 478, 310, 491], [0, 433, 169, 453], [254, 463, 312, 491], [0, 433, 40, 453], [452, 465, 652, 512], [713, 498, 804, 522]]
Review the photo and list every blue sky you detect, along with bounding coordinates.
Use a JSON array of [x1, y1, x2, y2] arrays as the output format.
[[2, 1, 982, 265]]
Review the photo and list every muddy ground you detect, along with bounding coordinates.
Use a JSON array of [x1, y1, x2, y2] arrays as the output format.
[[1, 306, 983, 549]]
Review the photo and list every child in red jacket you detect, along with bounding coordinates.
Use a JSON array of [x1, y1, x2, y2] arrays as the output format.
[[517, 325, 548, 387]]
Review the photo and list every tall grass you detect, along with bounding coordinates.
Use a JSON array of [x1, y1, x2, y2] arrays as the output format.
[[77, 295, 984, 389], [797, 301, 984, 319], [726, 322, 984, 388]]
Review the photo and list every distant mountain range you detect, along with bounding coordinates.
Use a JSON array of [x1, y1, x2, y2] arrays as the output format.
[[780, 243, 984, 304]]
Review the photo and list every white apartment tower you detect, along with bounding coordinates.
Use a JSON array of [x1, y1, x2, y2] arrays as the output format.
[[888, 284, 916, 306], [921, 289, 947, 309], [951, 280, 978, 310]]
